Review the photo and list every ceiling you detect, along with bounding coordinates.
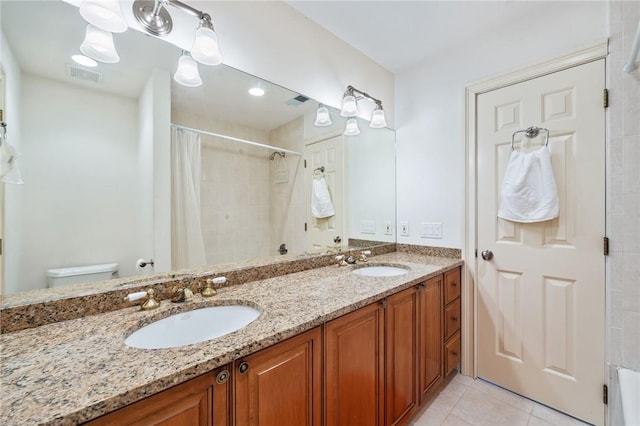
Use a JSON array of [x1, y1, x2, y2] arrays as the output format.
[[286, 1, 552, 73]]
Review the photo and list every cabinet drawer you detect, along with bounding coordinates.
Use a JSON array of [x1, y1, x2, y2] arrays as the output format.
[[444, 298, 461, 340], [444, 268, 461, 305], [444, 331, 461, 376]]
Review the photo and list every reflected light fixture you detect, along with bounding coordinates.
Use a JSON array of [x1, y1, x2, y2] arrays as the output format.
[[79, 0, 128, 33], [191, 14, 223, 66], [314, 104, 332, 127], [248, 84, 265, 96], [80, 24, 120, 63], [344, 118, 360, 136], [369, 103, 387, 129], [174, 51, 202, 87], [340, 87, 359, 117], [71, 54, 98, 67]]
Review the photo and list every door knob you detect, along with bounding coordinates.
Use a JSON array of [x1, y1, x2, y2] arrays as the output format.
[[481, 250, 493, 260]]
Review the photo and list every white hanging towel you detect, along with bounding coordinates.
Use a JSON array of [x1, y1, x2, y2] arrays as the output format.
[[311, 176, 335, 218], [498, 146, 559, 223], [0, 140, 23, 184]]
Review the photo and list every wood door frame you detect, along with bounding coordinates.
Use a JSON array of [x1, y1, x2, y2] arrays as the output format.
[[462, 40, 608, 378]]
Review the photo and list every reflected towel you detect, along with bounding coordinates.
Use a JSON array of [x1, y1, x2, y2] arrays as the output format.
[[311, 177, 335, 218], [498, 146, 559, 223], [0, 140, 23, 184]]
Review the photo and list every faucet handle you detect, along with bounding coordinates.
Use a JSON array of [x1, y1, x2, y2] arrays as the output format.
[[335, 255, 347, 266], [359, 250, 372, 262], [125, 289, 160, 310]]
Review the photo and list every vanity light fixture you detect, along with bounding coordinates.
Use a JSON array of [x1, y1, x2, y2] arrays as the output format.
[[174, 51, 202, 87], [344, 118, 361, 136], [340, 85, 388, 130], [314, 104, 332, 127], [80, 24, 120, 63], [191, 14, 223, 66]]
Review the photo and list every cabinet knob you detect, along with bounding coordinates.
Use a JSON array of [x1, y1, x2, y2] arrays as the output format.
[[450, 282, 458, 287], [238, 362, 249, 374], [216, 370, 230, 384]]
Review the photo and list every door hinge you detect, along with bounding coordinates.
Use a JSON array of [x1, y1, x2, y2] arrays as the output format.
[[475, 249, 478, 258], [304, 159, 307, 168], [0, 238, 2, 255], [603, 384, 608, 404], [604, 237, 609, 256], [603, 89, 609, 108], [304, 222, 307, 232]]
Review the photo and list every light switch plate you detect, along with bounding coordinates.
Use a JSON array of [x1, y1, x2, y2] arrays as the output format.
[[360, 220, 375, 234], [400, 221, 409, 236], [420, 222, 442, 239]]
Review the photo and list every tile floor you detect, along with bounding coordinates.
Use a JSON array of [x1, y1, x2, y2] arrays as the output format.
[[412, 373, 591, 426]]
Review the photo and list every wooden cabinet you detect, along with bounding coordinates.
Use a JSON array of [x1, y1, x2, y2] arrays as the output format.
[[325, 301, 385, 426], [84, 366, 231, 426], [418, 274, 443, 404], [234, 327, 322, 426], [386, 287, 418, 426], [443, 268, 462, 376]]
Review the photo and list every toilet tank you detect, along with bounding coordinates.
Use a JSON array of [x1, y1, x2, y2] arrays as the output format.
[[46, 263, 119, 288]]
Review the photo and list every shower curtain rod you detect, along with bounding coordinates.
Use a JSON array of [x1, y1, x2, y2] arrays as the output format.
[[171, 124, 303, 156]]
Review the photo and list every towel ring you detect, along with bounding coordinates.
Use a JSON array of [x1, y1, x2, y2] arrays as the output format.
[[511, 126, 549, 151], [313, 166, 325, 176]]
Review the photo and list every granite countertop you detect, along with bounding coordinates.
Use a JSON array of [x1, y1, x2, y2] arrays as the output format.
[[0, 252, 462, 425]]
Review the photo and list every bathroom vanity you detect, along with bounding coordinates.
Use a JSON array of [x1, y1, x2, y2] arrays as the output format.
[[0, 250, 462, 425]]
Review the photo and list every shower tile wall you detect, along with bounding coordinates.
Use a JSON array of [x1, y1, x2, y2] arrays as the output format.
[[607, 0, 640, 372], [269, 117, 306, 257]]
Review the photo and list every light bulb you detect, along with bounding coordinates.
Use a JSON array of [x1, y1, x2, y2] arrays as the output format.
[[370, 106, 387, 128], [340, 94, 359, 117], [79, 0, 128, 33], [344, 118, 360, 136], [174, 53, 203, 87], [80, 24, 120, 63], [191, 21, 223, 66], [314, 105, 332, 127]]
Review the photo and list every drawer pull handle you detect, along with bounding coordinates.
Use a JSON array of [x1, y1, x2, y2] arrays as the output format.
[[451, 351, 458, 356], [450, 316, 458, 322], [238, 362, 249, 374], [450, 282, 458, 287]]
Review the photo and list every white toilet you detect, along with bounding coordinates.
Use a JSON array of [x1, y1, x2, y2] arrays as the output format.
[[46, 263, 119, 288]]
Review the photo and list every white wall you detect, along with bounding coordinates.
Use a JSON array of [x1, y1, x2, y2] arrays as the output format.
[[1, 31, 23, 294], [16, 74, 142, 290], [395, 1, 608, 248], [191, 1, 395, 126]]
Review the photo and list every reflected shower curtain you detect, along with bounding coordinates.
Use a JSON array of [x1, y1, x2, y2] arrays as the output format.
[[171, 127, 206, 269]]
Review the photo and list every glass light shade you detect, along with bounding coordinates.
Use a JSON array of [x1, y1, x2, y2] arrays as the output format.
[[340, 94, 359, 117], [80, 25, 120, 63], [314, 105, 332, 127], [79, 0, 128, 33], [174, 53, 203, 87], [370, 108, 387, 128], [191, 27, 223, 66], [344, 118, 361, 136]]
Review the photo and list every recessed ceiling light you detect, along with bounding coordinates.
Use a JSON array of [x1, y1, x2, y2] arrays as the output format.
[[248, 87, 265, 97], [72, 54, 98, 68]]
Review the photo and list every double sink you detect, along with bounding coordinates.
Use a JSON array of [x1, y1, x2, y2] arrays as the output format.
[[125, 264, 409, 350]]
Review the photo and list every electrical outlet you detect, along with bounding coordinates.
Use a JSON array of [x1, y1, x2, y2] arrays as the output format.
[[400, 221, 409, 236], [384, 221, 393, 235]]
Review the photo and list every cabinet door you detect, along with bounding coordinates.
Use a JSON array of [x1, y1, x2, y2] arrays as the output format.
[[234, 327, 322, 426], [386, 287, 418, 426], [325, 301, 385, 426], [418, 275, 443, 404], [84, 369, 220, 426]]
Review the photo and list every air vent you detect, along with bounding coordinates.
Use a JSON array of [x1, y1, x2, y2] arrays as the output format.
[[66, 64, 102, 83], [285, 94, 310, 107]]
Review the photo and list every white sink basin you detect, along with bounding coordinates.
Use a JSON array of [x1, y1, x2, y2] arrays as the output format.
[[352, 265, 409, 277], [125, 305, 260, 349]]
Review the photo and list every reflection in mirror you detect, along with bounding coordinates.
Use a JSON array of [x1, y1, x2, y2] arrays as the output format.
[[0, 0, 395, 298]]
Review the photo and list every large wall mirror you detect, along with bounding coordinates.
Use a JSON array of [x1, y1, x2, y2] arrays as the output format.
[[0, 0, 396, 297]]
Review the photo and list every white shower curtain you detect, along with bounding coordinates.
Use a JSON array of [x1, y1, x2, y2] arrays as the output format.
[[171, 127, 207, 269]]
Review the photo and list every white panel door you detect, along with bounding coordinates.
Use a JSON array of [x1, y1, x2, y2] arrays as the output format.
[[476, 60, 605, 425], [305, 135, 344, 252]]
